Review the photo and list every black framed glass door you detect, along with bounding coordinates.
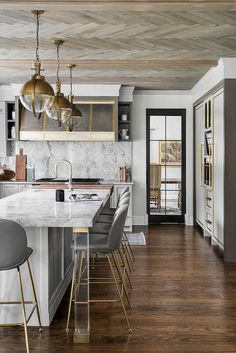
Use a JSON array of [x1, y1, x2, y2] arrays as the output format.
[[146, 109, 186, 223]]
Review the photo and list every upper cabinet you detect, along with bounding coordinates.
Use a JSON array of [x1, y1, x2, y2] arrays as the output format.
[[18, 96, 118, 141], [0, 99, 18, 156], [0, 101, 6, 156], [194, 80, 236, 262], [118, 102, 132, 142]]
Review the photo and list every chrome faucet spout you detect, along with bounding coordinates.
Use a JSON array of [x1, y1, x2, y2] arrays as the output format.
[[55, 159, 73, 190]]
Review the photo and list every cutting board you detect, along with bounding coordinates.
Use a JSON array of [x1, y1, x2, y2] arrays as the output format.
[[15, 148, 27, 180]]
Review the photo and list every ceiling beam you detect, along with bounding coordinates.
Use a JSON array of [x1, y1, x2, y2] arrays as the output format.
[[0, 1, 236, 11], [0, 60, 218, 70]]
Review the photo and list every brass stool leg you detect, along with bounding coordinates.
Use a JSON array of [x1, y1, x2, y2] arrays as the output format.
[[123, 231, 135, 264], [27, 260, 42, 331], [121, 242, 132, 273], [117, 248, 133, 289], [122, 238, 134, 270], [113, 252, 132, 308], [107, 255, 132, 333], [66, 258, 76, 332], [66, 251, 83, 331], [17, 267, 30, 353]]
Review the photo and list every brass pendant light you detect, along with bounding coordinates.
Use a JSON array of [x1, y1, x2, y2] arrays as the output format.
[[46, 40, 72, 127], [20, 10, 54, 118], [67, 64, 82, 132]]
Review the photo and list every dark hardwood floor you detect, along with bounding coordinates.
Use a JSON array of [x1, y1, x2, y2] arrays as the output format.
[[1, 225, 236, 353]]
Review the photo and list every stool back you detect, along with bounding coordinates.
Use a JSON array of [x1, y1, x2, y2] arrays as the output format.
[[118, 195, 130, 207], [117, 187, 129, 204], [119, 186, 129, 198], [120, 191, 130, 201], [0, 219, 28, 271], [107, 205, 128, 252]]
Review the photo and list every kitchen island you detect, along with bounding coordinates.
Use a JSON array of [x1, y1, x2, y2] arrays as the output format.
[[0, 187, 112, 342]]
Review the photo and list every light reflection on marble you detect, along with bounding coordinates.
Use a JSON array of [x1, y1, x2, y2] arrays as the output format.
[[0, 188, 111, 227], [0, 141, 131, 180]]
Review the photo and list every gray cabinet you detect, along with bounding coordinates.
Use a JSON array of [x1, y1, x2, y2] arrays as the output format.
[[118, 102, 132, 141], [0, 102, 6, 157], [194, 80, 236, 261], [0, 100, 18, 157], [212, 89, 224, 248], [195, 102, 205, 227]]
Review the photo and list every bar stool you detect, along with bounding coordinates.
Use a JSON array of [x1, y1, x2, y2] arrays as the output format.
[[66, 205, 132, 333], [91, 195, 133, 286], [95, 193, 135, 270], [101, 186, 130, 215], [98, 192, 130, 222], [0, 219, 42, 353]]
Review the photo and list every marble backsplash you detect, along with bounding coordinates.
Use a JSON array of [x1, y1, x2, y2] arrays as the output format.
[[0, 141, 131, 181]]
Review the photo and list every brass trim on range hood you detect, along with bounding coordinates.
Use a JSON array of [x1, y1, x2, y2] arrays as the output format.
[[19, 130, 116, 141], [73, 100, 116, 105]]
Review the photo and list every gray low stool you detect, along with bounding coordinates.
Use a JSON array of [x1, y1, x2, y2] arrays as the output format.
[[0, 219, 42, 353]]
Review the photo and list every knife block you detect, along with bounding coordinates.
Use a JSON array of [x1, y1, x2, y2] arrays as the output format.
[[15, 148, 27, 180]]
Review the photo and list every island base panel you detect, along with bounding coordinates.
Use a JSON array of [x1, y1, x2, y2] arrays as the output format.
[[0, 227, 73, 326]]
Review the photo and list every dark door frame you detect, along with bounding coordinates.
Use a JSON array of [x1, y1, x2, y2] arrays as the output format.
[[146, 108, 186, 223]]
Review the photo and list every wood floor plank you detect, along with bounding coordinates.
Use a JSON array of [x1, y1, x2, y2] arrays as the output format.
[[1, 224, 236, 352]]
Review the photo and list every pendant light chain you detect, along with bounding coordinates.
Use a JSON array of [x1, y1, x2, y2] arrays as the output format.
[[70, 66, 72, 96], [34, 11, 40, 62], [56, 42, 60, 82], [20, 10, 55, 118]]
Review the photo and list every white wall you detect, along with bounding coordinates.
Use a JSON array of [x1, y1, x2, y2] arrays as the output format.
[[132, 91, 193, 225]]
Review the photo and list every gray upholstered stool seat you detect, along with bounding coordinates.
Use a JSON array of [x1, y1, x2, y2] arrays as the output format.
[[72, 233, 109, 253], [0, 247, 33, 271], [100, 207, 116, 216], [89, 222, 111, 235], [0, 219, 33, 271], [0, 218, 41, 353]]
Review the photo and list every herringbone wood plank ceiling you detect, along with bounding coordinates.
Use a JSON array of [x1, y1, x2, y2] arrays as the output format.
[[0, 1, 236, 89]]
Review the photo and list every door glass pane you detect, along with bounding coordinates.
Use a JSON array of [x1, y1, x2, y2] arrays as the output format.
[[149, 116, 165, 215], [149, 114, 182, 217], [166, 116, 181, 140], [150, 116, 165, 141]]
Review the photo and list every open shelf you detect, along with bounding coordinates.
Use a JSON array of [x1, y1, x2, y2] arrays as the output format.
[[118, 102, 132, 142]]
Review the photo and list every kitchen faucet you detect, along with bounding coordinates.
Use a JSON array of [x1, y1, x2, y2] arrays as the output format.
[[55, 159, 73, 190]]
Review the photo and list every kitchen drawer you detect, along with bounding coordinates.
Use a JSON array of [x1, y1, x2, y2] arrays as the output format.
[[205, 189, 213, 209], [205, 211, 213, 234]]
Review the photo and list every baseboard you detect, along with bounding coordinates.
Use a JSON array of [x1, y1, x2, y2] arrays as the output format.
[[133, 214, 148, 225], [185, 214, 194, 226]]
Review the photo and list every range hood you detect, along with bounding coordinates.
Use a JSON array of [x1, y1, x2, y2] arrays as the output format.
[[18, 96, 118, 141]]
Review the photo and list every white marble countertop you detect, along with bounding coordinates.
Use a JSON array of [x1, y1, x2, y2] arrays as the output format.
[[0, 188, 111, 228]]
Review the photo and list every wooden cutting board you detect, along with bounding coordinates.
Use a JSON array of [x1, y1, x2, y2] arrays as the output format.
[[15, 148, 27, 180]]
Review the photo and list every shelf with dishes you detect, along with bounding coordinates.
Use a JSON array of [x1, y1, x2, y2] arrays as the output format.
[[118, 102, 132, 142]]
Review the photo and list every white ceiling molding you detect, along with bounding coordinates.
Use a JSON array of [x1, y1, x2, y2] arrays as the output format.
[[11, 84, 121, 97]]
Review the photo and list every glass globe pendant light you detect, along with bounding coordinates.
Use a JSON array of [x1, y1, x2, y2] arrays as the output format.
[[20, 10, 54, 118], [67, 64, 82, 132], [46, 40, 72, 127]]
